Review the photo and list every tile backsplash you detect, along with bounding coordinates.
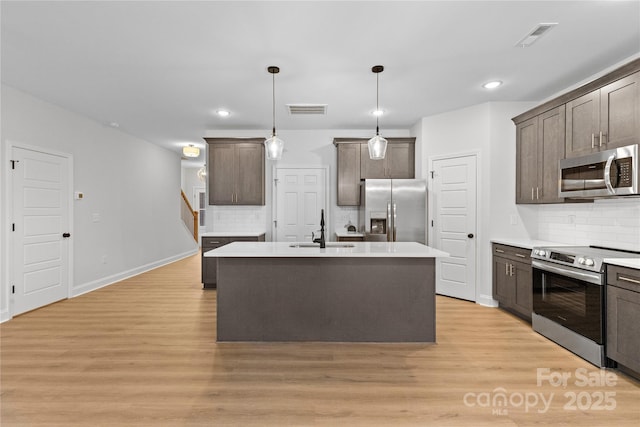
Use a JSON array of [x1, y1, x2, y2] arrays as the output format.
[[537, 198, 640, 251], [208, 206, 267, 232]]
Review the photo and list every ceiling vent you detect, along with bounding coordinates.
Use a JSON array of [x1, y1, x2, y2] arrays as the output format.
[[286, 104, 328, 115], [516, 23, 557, 47]]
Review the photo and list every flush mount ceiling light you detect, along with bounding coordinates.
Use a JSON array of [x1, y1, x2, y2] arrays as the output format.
[[483, 80, 503, 89], [372, 109, 385, 116], [183, 144, 200, 158], [264, 66, 284, 161], [216, 109, 230, 117], [368, 65, 388, 160]]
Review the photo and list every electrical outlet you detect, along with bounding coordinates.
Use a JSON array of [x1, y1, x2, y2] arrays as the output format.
[[92, 213, 101, 223]]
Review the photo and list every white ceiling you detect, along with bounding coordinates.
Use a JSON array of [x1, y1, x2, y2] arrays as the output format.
[[2, 1, 640, 162]]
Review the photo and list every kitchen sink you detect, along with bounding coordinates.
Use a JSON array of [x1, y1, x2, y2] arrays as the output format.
[[289, 243, 355, 248]]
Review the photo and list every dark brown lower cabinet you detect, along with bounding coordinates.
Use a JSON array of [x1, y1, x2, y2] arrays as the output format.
[[606, 265, 640, 377], [492, 243, 532, 321], [201, 234, 265, 289]]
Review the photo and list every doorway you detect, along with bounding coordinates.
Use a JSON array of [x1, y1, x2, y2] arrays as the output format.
[[429, 154, 478, 302], [9, 144, 72, 315], [193, 187, 206, 241], [273, 167, 328, 242]]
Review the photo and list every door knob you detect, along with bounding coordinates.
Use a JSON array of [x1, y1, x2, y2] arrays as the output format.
[[467, 233, 474, 238], [62, 233, 71, 238]]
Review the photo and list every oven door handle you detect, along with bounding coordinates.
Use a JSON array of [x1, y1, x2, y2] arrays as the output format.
[[532, 260, 603, 286]]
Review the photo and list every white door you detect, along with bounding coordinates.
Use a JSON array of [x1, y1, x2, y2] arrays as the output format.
[[430, 155, 477, 301], [11, 146, 71, 315], [275, 168, 326, 242]]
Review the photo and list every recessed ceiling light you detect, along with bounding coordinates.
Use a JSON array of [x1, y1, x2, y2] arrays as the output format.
[[109, 121, 120, 128], [483, 81, 503, 89], [372, 109, 384, 116], [216, 109, 230, 117]]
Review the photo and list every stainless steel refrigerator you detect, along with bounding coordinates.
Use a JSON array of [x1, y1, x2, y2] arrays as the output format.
[[358, 179, 427, 243]]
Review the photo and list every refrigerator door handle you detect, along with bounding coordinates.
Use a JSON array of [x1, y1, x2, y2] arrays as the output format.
[[387, 202, 392, 242], [393, 203, 397, 242]]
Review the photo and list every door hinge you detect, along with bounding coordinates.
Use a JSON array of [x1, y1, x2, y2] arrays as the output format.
[[430, 171, 435, 179], [11, 160, 19, 169], [12, 286, 15, 294], [431, 220, 434, 227], [12, 223, 15, 232], [273, 220, 277, 228]]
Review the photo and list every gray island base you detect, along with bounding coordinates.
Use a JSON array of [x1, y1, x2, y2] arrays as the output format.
[[210, 242, 446, 343]]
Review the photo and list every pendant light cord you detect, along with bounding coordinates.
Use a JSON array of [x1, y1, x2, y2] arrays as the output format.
[[376, 72, 379, 136], [272, 71, 276, 136]]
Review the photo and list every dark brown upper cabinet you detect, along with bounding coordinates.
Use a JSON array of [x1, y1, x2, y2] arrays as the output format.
[[333, 138, 416, 206], [336, 143, 361, 206], [360, 139, 415, 179], [512, 58, 640, 204], [515, 106, 565, 204], [566, 71, 640, 158], [205, 138, 265, 206]]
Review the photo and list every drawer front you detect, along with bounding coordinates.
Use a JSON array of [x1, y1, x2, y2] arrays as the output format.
[[337, 236, 364, 242], [607, 265, 640, 293], [202, 237, 231, 250], [492, 243, 531, 263]]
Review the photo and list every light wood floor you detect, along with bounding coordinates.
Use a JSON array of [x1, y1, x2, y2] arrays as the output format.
[[1, 253, 638, 426]]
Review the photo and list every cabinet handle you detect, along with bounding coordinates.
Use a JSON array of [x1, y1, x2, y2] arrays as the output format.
[[515, 253, 526, 258], [619, 275, 640, 285], [495, 249, 505, 253], [591, 133, 595, 149], [600, 131, 606, 146], [536, 187, 539, 200], [510, 264, 515, 276], [531, 188, 534, 200], [505, 264, 509, 275]]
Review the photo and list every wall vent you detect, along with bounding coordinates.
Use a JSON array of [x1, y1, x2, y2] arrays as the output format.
[[515, 23, 557, 47], [286, 104, 328, 115]]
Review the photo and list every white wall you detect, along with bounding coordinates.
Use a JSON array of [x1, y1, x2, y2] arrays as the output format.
[[203, 128, 411, 241], [419, 101, 537, 307], [1, 85, 197, 321]]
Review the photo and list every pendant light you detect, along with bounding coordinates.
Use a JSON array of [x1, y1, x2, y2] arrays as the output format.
[[264, 66, 284, 160], [367, 65, 388, 160]]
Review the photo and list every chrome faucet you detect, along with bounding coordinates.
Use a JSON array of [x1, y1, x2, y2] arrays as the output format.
[[312, 209, 326, 248]]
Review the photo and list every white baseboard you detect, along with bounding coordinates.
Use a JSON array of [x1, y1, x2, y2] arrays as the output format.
[[476, 293, 499, 308], [71, 248, 199, 298], [1, 308, 10, 323]]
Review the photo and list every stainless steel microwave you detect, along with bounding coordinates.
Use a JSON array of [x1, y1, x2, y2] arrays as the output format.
[[559, 144, 638, 198]]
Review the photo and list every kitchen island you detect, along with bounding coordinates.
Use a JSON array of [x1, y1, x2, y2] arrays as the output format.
[[204, 241, 448, 343]]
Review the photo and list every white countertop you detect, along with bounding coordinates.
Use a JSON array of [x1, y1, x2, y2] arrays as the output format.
[[204, 241, 449, 258], [490, 238, 570, 250], [201, 231, 265, 238], [605, 258, 640, 269]]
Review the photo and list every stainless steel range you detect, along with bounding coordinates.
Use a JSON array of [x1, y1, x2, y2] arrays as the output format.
[[530, 245, 639, 367]]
